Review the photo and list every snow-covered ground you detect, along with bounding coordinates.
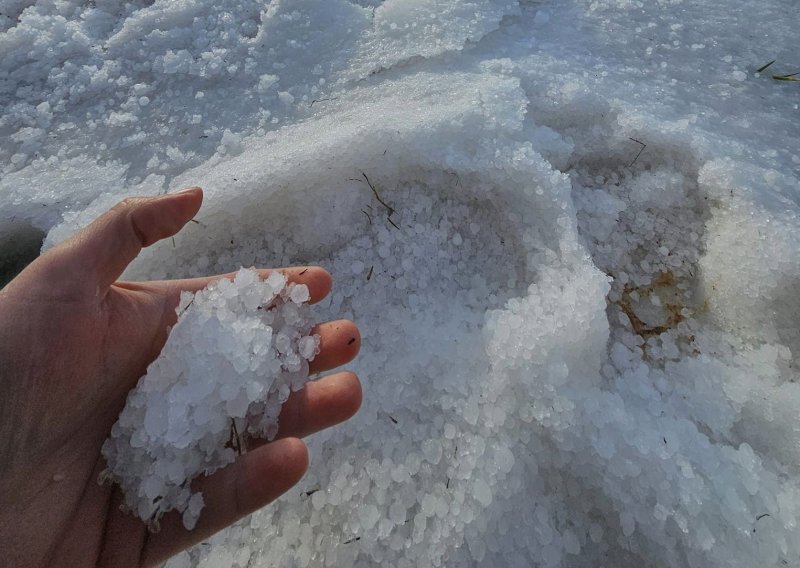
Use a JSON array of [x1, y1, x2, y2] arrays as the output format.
[[2, 0, 800, 566]]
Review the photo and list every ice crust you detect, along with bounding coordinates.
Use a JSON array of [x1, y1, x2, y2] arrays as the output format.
[[3, 0, 800, 566], [101, 268, 319, 530]]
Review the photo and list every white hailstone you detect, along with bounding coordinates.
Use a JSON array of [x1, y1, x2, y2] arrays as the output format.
[[289, 283, 311, 304], [389, 502, 406, 524], [101, 268, 319, 530], [358, 504, 380, 530], [422, 439, 443, 464], [620, 512, 636, 537], [473, 479, 493, 507], [421, 494, 437, 517], [493, 446, 515, 474]]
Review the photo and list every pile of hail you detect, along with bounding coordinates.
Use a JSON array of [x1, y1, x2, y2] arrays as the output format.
[[101, 268, 320, 530]]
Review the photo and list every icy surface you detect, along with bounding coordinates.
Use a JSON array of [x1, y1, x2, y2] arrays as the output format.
[[101, 268, 319, 530], [3, 0, 800, 566]]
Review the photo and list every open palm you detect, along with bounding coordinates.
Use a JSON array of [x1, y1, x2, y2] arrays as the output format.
[[0, 188, 362, 567]]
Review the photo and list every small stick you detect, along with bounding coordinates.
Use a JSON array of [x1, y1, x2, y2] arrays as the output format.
[[230, 418, 242, 456], [362, 173, 395, 216], [309, 97, 338, 107], [361, 209, 373, 225], [628, 138, 646, 167], [179, 297, 195, 317], [366, 265, 374, 281]]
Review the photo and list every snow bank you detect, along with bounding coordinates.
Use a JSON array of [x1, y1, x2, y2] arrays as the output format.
[[3, 0, 800, 566]]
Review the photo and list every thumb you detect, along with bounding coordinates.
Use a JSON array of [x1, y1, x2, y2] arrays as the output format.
[[42, 188, 203, 296]]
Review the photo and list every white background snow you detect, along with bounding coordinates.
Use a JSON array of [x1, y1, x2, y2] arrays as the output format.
[[2, 0, 800, 566]]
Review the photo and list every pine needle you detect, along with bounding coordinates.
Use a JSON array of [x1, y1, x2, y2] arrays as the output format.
[[756, 60, 775, 73]]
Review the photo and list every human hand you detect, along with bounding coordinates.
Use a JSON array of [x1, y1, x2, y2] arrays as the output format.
[[0, 188, 362, 567]]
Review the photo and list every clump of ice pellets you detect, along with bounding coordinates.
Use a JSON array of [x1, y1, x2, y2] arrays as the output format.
[[101, 268, 320, 531]]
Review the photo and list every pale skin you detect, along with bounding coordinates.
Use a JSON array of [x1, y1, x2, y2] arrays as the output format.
[[0, 188, 362, 567]]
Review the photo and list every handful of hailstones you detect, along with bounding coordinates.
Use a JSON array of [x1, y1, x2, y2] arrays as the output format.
[[100, 268, 320, 530]]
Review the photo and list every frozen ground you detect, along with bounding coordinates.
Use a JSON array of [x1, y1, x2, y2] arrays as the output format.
[[2, 0, 800, 566]]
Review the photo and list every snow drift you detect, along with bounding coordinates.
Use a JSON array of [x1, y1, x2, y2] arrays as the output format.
[[2, 0, 800, 566]]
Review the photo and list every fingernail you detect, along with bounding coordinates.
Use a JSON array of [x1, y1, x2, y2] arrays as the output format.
[[178, 186, 201, 194]]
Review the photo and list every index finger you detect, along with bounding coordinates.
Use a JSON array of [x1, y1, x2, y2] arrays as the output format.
[[157, 266, 332, 302], [117, 266, 333, 327]]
